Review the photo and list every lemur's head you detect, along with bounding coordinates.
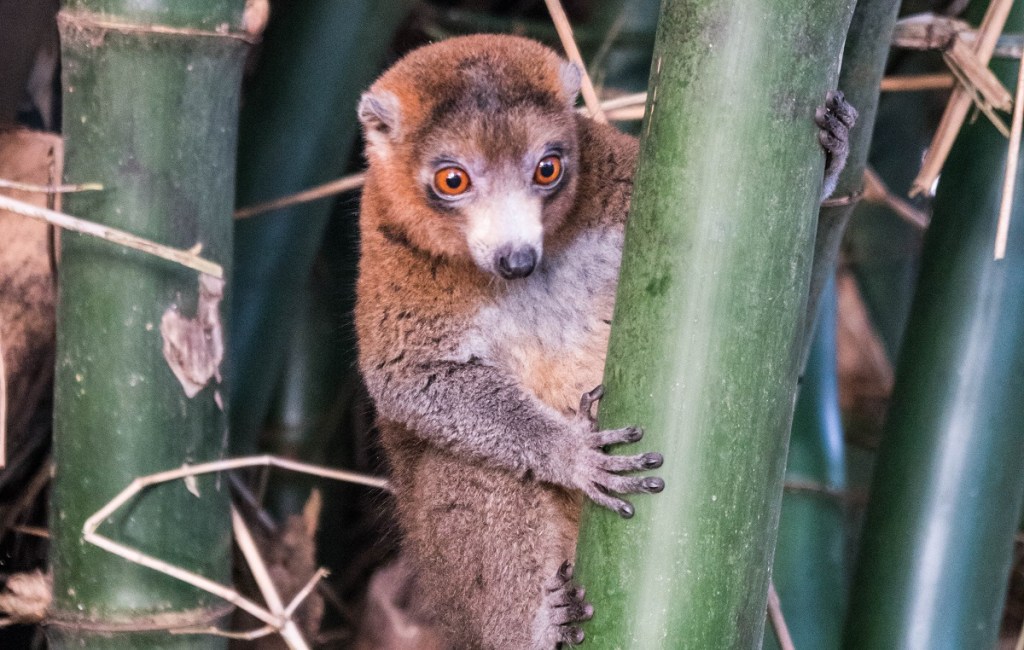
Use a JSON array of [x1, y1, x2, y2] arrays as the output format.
[[358, 35, 582, 279]]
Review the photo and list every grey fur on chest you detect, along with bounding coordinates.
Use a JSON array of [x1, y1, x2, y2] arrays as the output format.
[[457, 225, 623, 405]]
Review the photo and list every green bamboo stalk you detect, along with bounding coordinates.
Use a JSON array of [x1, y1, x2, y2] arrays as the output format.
[[573, 0, 855, 646], [801, 0, 902, 366], [49, 1, 248, 646], [230, 0, 413, 454], [844, 3, 1024, 647], [769, 2, 901, 645], [767, 277, 846, 650]]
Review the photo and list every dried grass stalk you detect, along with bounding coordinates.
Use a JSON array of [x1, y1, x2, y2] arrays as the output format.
[[911, 0, 1015, 197], [231, 506, 312, 650], [233, 172, 366, 219], [80, 456, 386, 644], [0, 178, 102, 193], [0, 320, 6, 469], [995, 56, 1024, 260], [862, 167, 930, 229], [880, 73, 956, 92], [944, 36, 1012, 112], [543, 0, 608, 123], [766, 582, 795, 650], [0, 193, 223, 278]]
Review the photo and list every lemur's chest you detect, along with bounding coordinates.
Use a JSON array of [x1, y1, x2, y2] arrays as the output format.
[[465, 227, 624, 414]]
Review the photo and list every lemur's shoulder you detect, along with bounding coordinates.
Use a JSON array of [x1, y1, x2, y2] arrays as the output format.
[[551, 115, 639, 248]]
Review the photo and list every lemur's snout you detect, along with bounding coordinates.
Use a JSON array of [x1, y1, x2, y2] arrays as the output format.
[[495, 245, 537, 279]]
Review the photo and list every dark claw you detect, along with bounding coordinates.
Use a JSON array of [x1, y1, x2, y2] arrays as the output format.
[[561, 626, 585, 646], [642, 477, 665, 493], [578, 385, 605, 417], [626, 426, 643, 443], [643, 453, 663, 469], [618, 502, 635, 518], [571, 585, 585, 601], [558, 560, 574, 582]]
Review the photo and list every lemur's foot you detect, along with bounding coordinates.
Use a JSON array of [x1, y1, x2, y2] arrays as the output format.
[[542, 561, 592, 648], [571, 385, 664, 518], [815, 90, 858, 201]]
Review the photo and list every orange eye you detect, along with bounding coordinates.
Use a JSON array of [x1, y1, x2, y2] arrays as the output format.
[[534, 155, 562, 186], [434, 166, 471, 196]]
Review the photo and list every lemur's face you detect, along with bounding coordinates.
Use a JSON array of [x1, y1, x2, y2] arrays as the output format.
[[413, 106, 578, 279], [358, 36, 582, 279]]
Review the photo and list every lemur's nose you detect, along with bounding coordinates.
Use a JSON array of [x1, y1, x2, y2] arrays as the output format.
[[496, 245, 537, 279]]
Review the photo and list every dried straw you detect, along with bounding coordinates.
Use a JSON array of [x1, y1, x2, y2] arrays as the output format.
[[234, 173, 366, 219], [911, 0, 1015, 197], [0, 193, 222, 278], [766, 582, 795, 650], [81, 456, 386, 646], [0, 178, 102, 194], [995, 55, 1024, 260], [0, 322, 5, 469], [880, 74, 955, 92], [543, 0, 608, 123]]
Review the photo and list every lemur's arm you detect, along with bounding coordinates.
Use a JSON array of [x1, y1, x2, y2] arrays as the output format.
[[365, 354, 663, 517]]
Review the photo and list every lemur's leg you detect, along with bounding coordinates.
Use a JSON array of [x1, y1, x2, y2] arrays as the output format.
[[816, 90, 858, 201], [533, 561, 593, 649]]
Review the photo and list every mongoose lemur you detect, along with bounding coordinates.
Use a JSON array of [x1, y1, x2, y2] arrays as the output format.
[[355, 34, 855, 649]]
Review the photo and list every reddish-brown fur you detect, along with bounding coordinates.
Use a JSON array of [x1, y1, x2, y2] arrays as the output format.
[[356, 35, 641, 649]]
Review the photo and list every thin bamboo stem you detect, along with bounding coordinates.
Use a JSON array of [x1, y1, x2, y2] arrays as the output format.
[[0, 318, 5, 469], [75, 455, 386, 644], [542, 0, 607, 123], [231, 506, 310, 650], [170, 625, 276, 641], [0, 179, 103, 193], [83, 455, 387, 536], [881, 74, 956, 92], [233, 173, 366, 219], [0, 193, 222, 278], [767, 582, 795, 650], [863, 167, 930, 230], [995, 56, 1024, 260], [283, 569, 328, 618]]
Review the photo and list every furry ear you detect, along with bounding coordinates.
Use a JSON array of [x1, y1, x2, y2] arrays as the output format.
[[358, 90, 401, 155], [559, 61, 582, 106]]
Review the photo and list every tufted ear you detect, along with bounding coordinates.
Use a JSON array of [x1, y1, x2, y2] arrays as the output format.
[[559, 61, 582, 106], [358, 90, 401, 156]]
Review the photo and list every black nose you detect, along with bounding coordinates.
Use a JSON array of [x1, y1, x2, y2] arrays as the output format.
[[496, 246, 537, 279]]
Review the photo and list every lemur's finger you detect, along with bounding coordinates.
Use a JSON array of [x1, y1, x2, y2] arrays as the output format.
[[598, 452, 663, 473], [819, 128, 842, 150], [591, 425, 643, 447], [559, 625, 585, 646], [553, 600, 594, 626], [601, 474, 665, 495], [585, 485, 635, 518], [550, 583, 585, 606], [827, 90, 858, 127], [545, 560, 574, 593], [578, 384, 604, 413], [815, 105, 843, 134]]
